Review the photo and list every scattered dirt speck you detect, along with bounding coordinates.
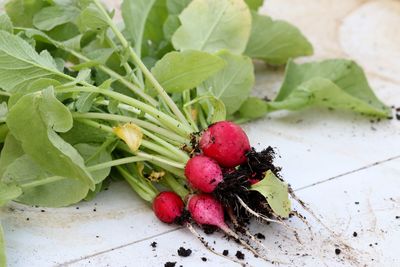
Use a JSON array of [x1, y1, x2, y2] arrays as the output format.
[[177, 247, 192, 257], [352, 232, 358, 237], [150, 242, 157, 248], [235, 250, 245, 260], [201, 257, 207, 262], [255, 233, 265, 239], [222, 249, 229, 256], [335, 248, 341, 255], [164, 262, 176, 267]]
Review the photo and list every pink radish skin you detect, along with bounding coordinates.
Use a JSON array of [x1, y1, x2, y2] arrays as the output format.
[[187, 194, 229, 230], [153, 191, 184, 224], [200, 121, 251, 168], [185, 156, 223, 193]]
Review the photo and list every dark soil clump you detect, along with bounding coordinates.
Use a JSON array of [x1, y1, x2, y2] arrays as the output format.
[[335, 248, 341, 255], [150, 242, 157, 248], [202, 225, 218, 235], [223, 249, 229, 256], [174, 210, 190, 225], [235, 250, 245, 260], [201, 257, 207, 262], [255, 233, 265, 239], [213, 147, 279, 225], [177, 247, 192, 257], [164, 262, 176, 267]]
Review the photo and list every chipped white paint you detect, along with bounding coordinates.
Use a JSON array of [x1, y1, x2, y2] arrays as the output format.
[[0, 0, 399, 266]]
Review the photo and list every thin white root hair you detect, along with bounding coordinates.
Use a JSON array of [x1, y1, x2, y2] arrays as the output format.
[[221, 224, 285, 265], [186, 223, 245, 266], [227, 208, 269, 252], [236, 195, 302, 244]]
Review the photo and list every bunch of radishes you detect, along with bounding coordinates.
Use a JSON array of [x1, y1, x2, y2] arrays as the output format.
[[151, 121, 279, 261]]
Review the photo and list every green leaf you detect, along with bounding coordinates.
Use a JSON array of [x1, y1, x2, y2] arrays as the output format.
[[0, 182, 22, 206], [152, 50, 225, 93], [3, 154, 90, 207], [163, 0, 191, 41], [237, 97, 268, 120], [122, 0, 157, 54], [172, 0, 251, 54], [0, 14, 13, 33], [0, 223, 6, 267], [250, 170, 291, 218], [199, 50, 254, 114], [5, 0, 49, 27], [245, 12, 313, 65], [244, 0, 263, 10], [61, 120, 110, 145], [6, 88, 96, 189], [166, 0, 192, 14], [0, 30, 70, 92], [272, 60, 390, 117], [184, 94, 226, 124], [33, 5, 80, 31], [0, 134, 24, 178], [75, 143, 112, 184], [76, 3, 108, 32]]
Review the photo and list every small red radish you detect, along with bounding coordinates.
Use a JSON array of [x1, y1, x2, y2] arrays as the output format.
[[187, 194, 228, 230], [187, 194, 271, 262], [200, 121, 251, 168], [185, 155, 223, 193], [153, 191, 184, 224]]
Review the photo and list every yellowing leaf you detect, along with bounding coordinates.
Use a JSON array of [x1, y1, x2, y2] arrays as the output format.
[[113, 123, 143, 152]]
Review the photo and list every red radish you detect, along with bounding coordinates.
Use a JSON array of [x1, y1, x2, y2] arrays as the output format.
[[153, 191, 184, 224], [188, 194, 273, 262], [187, 194, 228, 230], [185, 156, 223, 193], [200, 121, 251, 168]]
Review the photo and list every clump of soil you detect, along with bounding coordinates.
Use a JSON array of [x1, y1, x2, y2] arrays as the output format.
[[222, 249, 229, 256], [177, 247, 192, 257], [255, 233, 265, 240], [235, 250, 245, 260], [213, 147, 279, 225], [201, 257, 207, 262], [150, 242, 157, 248], [164, 262, 176, 267]]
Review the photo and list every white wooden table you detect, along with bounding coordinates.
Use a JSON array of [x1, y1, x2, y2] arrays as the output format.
[[1, 0, 400, 266]]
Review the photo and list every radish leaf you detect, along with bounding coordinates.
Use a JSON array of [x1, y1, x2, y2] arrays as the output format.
[[0, 14, 13, 33], [0, 182, 22, 206], [245, 12, 313, 65], [0, 223, 6, 267], [244, 0, 264, 10], [172, 0, 251, 54], [0, 30, 69, 92], [199, 50, 254, 114], [122, 0, 157, 55], [272, 60, 391, 117], [251, 170, 291, 218], [33, 5, 80, 31], [5, 0, 48, 28], [3, 154, 90, 207], [6, 88, 96, 189], [152, 50, 225, 93]]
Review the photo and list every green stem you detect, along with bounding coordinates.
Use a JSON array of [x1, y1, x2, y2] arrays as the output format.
[[116, 166, 158, 203], [162, 173, 189, 199], [92, 0, 189, 128], [87, 156, 145, 172], [20, 176, 66, 188], [0, 91, 11, 97], [183, 90, 199, 132], [72, 112, 188, 144], [80, 119, 187, 163], [57, 86, 192, 136]]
